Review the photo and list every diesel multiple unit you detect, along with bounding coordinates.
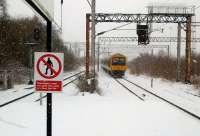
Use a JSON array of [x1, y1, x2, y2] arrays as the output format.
[[101, 53, 127, 77]]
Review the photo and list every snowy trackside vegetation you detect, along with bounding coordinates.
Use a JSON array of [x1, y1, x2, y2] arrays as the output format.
[[0, 0, 80, 84], [0, 17, 80, 71], [76, 73, 101, 94], [128, 53, 200, 88]]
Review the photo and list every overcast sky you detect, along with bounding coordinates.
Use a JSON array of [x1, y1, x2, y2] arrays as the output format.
[[7, 0, 200, 42]]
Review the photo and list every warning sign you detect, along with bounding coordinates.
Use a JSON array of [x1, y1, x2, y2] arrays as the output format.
[[34, 52, 64, 92]]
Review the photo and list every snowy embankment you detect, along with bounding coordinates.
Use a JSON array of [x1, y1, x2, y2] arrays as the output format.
[[0, 70, 200, 136]]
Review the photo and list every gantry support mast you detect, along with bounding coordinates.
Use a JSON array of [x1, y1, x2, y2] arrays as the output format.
[[185, 16, 192, 83], [86, 14, 90, 77]]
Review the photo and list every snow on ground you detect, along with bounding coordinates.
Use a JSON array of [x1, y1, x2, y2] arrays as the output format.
[[125, 71, 200, 116], [0, 85, 34, 104], [0, 69, 200, 136], [0, 69, 82, 105]]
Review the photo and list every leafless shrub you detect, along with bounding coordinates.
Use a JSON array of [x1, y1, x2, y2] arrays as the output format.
[[129, 52, 200, 88], [191, 76, 200, 89], [77, 75, 89, 92], [0, 60, 29, 84], [76, 73, 99, 94], [129, 53, 181, 81]]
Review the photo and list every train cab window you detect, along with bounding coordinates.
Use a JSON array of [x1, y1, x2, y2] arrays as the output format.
[[112, 57, 125, 65]]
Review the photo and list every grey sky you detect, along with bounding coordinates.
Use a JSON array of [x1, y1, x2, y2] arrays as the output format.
[[7, 0, 200, 42]]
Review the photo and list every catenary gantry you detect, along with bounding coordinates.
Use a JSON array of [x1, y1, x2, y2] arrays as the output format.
[[86, 13, 194, 83], [89, 13, 193, 23], [98, 37, 200, 43]]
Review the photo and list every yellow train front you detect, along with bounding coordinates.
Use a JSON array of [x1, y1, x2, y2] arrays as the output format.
[[102, 53, 128, 77]]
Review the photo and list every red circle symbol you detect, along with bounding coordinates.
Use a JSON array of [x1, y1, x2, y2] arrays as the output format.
[[37, 54, 62, 79]]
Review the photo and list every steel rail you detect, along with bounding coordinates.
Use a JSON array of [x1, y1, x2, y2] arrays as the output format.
[[24, 71, 85, 90], [114, 78, 144, 101], [0, 92, 34, 108], [63, 76, 80, 87], [35, 74, 84, 102], [0, 71, 85, 107], [123, 78, 200, 120], [35, 94, 47, 102], [185, 91, 200, 98], [63, 71, 85, 81]]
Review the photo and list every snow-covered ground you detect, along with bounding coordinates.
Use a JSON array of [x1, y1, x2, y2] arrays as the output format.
[[0, 69, 82, 105], [125, 72, 200, 116], [1, 69, 200, 136]]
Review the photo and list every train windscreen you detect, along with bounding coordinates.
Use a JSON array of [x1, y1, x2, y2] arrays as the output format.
[[112, 57, 125, 65]]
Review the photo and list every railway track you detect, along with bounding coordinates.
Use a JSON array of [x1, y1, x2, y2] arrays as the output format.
[[35, 71, 84, 102], [0, 71, 85, 108], [114, 78, 144, 101], [118, 77, 200, 121], [185, 91, 200, 98]]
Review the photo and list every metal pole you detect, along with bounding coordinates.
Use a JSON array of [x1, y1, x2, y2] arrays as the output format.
[[148, 14, 157, 79], [22, 1, 53, 136], [28, 46, 33, 85], [167, 45, 170, 57], [151, 49, 154, 88], [177, 23, 181, 82], [86, 14, 90, 78], [46, 20, 52, 136], [185, 16, 192, 83], [61, 1, 63, 32], [40, 93, 43, 106], [91, 0, 96, 78], [3, 70, 7, 90], [97, 39, 100, 72]]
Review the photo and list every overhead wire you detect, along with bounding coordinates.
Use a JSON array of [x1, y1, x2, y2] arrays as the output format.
[[96, 22, 134, 36]]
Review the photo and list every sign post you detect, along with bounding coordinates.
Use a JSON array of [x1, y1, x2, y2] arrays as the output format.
[[47, 20, 52, 136], [23, 1, 62, 136], [34, 51, 63, 136]]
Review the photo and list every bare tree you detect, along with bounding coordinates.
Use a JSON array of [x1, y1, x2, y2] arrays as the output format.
[[0, 0, 7, 18]]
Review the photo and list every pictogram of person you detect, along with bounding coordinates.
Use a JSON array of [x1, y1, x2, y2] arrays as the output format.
[[45, 57, 53, 75]]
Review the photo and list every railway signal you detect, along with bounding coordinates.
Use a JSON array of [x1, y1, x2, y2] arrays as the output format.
[[33, 28, 40, 41], [137, 24, 149, 45]]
